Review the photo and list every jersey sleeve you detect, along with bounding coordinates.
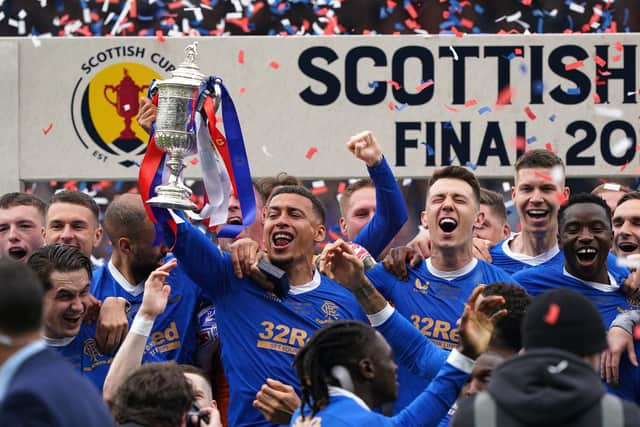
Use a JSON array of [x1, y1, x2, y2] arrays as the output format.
[[352, 156, 408, 259], [170, 220, 233, 302], [365, 263, 399, 300], [391, 352, 470, 427], [376, 310, 448, 380]]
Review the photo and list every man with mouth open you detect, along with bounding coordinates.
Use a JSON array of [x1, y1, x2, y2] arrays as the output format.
[[612, 192, 640, 259], [158, 185, 368, 427], [0, 192, 46, 263], [364, 165, 516, 413], [512, 193, 640, 404], [489, 149, 570, 274]]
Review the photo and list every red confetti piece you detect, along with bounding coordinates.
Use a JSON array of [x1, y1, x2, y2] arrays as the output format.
[[305, 147, 318, 160], [545, 143, 556, 153], [43, 123, 53, 135], [633, 325, 640, 340], [513, 136, 526, 152], [228, 17, 250, 33], [496, 86, 513, 106], [594, 55, 606, 67], [522, 0, 532, 5], [387, 0, 396, 8], [514, 48, 523, 55], [564, 60, 584, 71], [443, 104, 460, 113], [544, 303, 560, 325], [129, 0, 137, 18], [405, 3, 418, 19], [388, 80, 401, 90], [451, 26, 464, 38], [387, 101, 395, 111], [238, 50, 245, 64], [524, 106, 537, 120], [168, 1, 183, 10], [190, 158, 199, 165], [238, 87, 246, 95], [269, 61, 280, 69], [615, 41, 623, 52], [464, 99, 478, 107], [534, 171, 552, 182], [612, 54, 622, 62], [620, 162, 629, 172], [337, 182, 346, 193], [460, 18, 474, 29], [49, 180, 58, 187], [593, 93, 601, 104], [155, 30, 165, 42], [416, 80, 434, 92]]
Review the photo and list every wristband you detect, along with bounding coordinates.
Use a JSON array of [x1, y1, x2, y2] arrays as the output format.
[[130, 314, 154, 337]]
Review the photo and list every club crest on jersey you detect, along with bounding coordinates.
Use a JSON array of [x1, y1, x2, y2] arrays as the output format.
[[316, 301, 340, 324], [83, 338, 103, 362], [414, 278, 430, 292]]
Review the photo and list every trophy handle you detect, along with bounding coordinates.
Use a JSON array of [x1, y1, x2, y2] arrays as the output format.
[[213, 79, 222, 114], [140, 84, 149, 95], [103, 85, 118, 107]]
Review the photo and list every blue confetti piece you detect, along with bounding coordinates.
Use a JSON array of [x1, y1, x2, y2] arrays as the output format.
[[394, 22, 406, 31], [465, 161, 478, 170], [533, 80, 545, 96], [443, 121, 453, 129], [114, 181, 124, 192], [506, 52, 516, 61], [474, 4, 485, 14], [527, 136, 538, 144], [532, 9, 544, 17], [368, 81, 379, 89], [567, 16, 573, 31], [537, 18, 543, 34], [549, 114, 557, 122], [478, 106, 492, 115], [395, 103, 409, 111], [624, 8, 630, 26], [519, 63, 528, 74], [567, 87, 581, 95], [421, 141, 434, 156], [379, 8, 388, 19]]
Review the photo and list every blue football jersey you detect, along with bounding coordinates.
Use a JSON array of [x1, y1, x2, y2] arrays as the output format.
[[171, 220, 368, 427], [91, 260, 201, 365], [489, 236, 563, 275], [366, 258, 516, 413]]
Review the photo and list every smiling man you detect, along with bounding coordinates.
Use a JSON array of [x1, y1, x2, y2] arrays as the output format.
[[364, 165, 516, 413], [0, 193, 46, 263], [612, 192, 640, 258], [489, 150, 569, 274], [160, 185, 367, 427]]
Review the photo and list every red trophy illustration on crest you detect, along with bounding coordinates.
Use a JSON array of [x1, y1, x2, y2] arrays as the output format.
[[104, 68, 148, 152]]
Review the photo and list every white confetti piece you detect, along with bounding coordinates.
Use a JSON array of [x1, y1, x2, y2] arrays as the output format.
[[402, 178, 412, 186], [18, 20, 25, 35], [123, 104, 131, 112], [594, 106, 623, 118], [603, 183, 622, 191], [31, 35, 41, 47], [225, 12, 242, 20], [506, 11, 522, 22], [312, 180, 326, 189], [568, 2, 585, 14], [449, 45, 458, 61], [8, 18, 17, 28], [17, 9, 26, 19], [611, 138, 633, 156], [348, 178, 359, 184], [502, 181, 511, 192], [261, 145, 273, 157], [550, 164, 564, 184], [83, 8, 91, 23], [504, 200, 514, 209]]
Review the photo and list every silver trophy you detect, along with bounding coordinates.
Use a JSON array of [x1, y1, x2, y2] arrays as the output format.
[[146, 42, 221, 210]]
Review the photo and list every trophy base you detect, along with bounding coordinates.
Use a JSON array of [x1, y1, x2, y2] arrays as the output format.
[[147, 185, 198, 211]]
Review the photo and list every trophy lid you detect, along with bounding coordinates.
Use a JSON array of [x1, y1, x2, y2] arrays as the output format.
[[157, 42, 205, 89]]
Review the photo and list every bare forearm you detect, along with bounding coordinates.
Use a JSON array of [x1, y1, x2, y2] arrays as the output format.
[[352, 277, 389, 315]]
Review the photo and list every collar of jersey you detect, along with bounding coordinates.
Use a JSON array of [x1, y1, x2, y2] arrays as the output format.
[[43, 335, 76, 347], [328, 386, 370, 410], [288, 269, 321, 295], [108, 260, 145, 296], [426, 258, 477, 280], [562, 267, 619, 292], [502, 234, 560, 265]]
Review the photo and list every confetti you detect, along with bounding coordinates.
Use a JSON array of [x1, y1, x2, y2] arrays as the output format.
[[368, 81, 379, 89], [502, 182, 511, 192], [551, 165, 564, 183], [549, 114, 557, 122], [535, 171, 552, 182], [615, 41, 623, 52], [387, 101, 395, 111], [305, 147, 318, 159], [567, 87, 581, 96], [634, 325, 640, 341], [269, 61, 280, 69], [311, 180, 328, 195], [604, 183, 622, 192], [564, 60, 584, 71], [478, 106, 492, 115], [43, 123, 53, 135], [544, 303, 560, 325], [620, 162, 629, 172], [545, 143, 556, 153], [444, 104, 460, 113], [527, 136, 537, 144], [416, 80, 434, 92], [337, 182, 346, 193], [388, 80, 401, 90], [421, 141, 434, 156], [402, 178, 413, 186], [395, 103, 409, 111], [496, 86, 513, 106], [464, 99, 478, 107], [594, 106, 623, 118], [524, 106, 537, 120], [449, 46, 459, 61], [238, 49, 245, 64], [155, 30, 165, 42], [238, 87, 246, 95], [594, 55, 606, 67], [465, 161, 478, 170], [612, 54, 622, 62], [190, 158, 199, 165]]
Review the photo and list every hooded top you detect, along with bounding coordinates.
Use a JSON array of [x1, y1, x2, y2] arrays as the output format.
[[451, 348, 640, 427]]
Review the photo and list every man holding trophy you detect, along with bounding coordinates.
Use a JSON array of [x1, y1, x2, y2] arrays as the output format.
[[139, 43, 369, 427]]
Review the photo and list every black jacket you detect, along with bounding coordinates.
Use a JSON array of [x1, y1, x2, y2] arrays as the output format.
[[451, 348, 640, 427]]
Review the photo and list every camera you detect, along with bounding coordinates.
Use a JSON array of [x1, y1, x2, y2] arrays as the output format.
[[186, 403, 209, 427]]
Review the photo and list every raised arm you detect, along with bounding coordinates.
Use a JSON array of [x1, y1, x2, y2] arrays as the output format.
[[103, 259, 175, 403], [347, 131, 408, 259]]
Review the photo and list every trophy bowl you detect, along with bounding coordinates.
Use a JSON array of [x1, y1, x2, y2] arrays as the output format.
[[146, 42, 208, 211]]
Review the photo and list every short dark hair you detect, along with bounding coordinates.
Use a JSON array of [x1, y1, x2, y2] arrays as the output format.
[[269, 185, 326, 224], [479, 188, 507, 224], [616, 191, 640, 209], [338, 179, 374, 217], [47, 191, 100, 223], [0, 192, 46, 218], [103, 194, 149, 244], [482, 283, 532, 352], [112, 362, 195, 427], [294, 321, 376, 417], [427, 165, 481, 206], [178, 364, 212, 389], [558, 193, 612, 229], [0, 260, 44, 337], [255, 173, 303, 203], [514, 149, 564, 175], [27, 245, 93, 292]]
